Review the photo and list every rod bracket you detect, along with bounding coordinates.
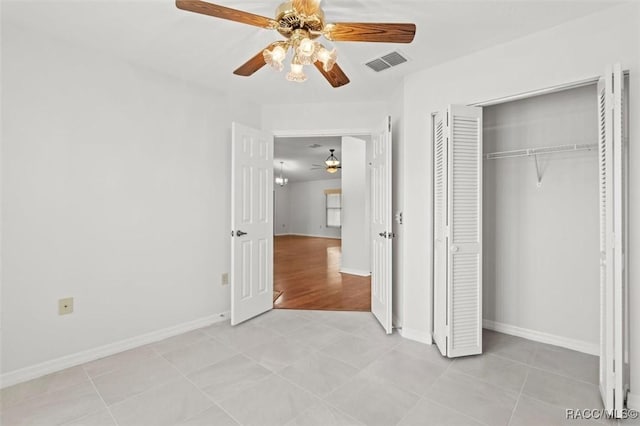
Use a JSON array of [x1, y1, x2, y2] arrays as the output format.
[[534, 154, 543, 187]]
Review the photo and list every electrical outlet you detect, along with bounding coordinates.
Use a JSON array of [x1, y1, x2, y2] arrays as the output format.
[[58, 297, 74, 315], [221, 273, 229, 286]]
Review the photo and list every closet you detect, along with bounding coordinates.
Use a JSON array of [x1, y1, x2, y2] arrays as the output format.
[[432, 65, 629, 414]]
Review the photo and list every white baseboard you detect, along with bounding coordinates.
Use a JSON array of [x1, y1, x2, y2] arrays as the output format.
[[1, 311, 230, 389], [628, 392, 640, 411], [339, 268, 371, 277], [400, 326, 433, 345], [482, 319, 599, 356]]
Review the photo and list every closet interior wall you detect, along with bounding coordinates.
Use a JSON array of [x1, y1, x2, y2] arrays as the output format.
[[482, 84, 600, 351]]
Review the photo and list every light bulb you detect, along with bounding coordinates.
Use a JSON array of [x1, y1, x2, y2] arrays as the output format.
[[271, 45, 286, 62], [298, 38, 315, 56], [286, 62, 307, 83], [317, 47, 337, 72], [326, 166, 339, 174], [296, 38, 317, 65], [263, 45, 287, 71]]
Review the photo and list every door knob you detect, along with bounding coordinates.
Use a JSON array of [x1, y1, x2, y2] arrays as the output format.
[[451, 245, 459, 253], [379, 232, 387, 238], [236, 230, 248, 237]]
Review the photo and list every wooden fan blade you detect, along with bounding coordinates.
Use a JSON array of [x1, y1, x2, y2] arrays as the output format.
[[314, 61, 350, 88], [293, 0, 321, 16], [324, 22, 416, 43], [176, 0, 276, 29], [234, 44, 278, 76]]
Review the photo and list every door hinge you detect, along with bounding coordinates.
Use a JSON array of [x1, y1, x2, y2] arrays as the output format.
[[388, 116, 391, 132]]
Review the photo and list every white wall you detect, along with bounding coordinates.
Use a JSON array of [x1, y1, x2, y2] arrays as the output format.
[[400, 2, 640, 404], [262, 101, 388, 135], [341, 137, 369, 276], [483, 85, 599, 350], [1, 24, 260, 376], [274, 184, 290, 235], [286, 179, 341, 239]]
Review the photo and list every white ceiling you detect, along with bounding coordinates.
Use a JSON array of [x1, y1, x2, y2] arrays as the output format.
[[275, 136, 342, 182], [3, 0, 621, 104]]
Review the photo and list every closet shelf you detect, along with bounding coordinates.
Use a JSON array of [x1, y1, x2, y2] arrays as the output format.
[[484, 143, 597, 187], [484, 143, 597, 160]]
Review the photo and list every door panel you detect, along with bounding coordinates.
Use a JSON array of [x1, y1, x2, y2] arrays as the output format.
[[231, 122, 274, 326], [446, 106, 483, 358], [598, 64, 628, 415], [371, 116, 393, 334], [433, 105, 483, 358], [433, 112, 448, 356]]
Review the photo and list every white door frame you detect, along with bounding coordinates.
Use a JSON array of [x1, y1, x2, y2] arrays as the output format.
[[272, 127, 378, 316]]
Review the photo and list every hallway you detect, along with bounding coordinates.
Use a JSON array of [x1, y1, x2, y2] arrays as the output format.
[[273, 235, 371, 311]]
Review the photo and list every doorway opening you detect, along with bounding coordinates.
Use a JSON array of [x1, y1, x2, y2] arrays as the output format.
[[272, 135, 371, 311]]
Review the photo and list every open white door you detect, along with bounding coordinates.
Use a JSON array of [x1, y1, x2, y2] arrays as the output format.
[[371, 116, 393, 334], [230, 122, 274, 326], [432, 112, 448, 356], [598, 64, 628, 415], [433, 105, 483, 358]]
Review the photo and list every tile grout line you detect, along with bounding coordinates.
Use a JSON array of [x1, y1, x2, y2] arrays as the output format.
[[86, 349, 161, 381], [486, 334, 599, 386], [81, 367, 121, 426], [273, 369, 364, 425], [506, 366, 531, 426], [174, 355, 253, 426], [395, 357, 494, 426], [102, 360, 192, 413]]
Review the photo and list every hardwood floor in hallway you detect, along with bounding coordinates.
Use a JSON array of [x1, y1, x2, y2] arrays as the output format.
[[274, 235, 371, 311]]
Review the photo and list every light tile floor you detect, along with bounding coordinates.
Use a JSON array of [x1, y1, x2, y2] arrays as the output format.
[[0, 310, 633, 426]]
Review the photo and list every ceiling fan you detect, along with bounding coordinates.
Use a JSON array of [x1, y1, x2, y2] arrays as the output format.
[[312, 149, 341, 173], [175, 0, 416, 88]]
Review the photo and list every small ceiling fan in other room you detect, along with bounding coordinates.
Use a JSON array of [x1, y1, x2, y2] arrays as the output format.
[[175, 0, 416, 88], [311, 149, 341, 173]]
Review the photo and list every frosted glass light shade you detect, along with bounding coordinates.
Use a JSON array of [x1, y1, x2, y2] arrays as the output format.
[[286, 63, 307, 82], [264, 45, 287, 71], [298, 38, 315, 56], [326, 166, 339, 174], [317, 47, 337, 72], [275, 176, 288, 186]]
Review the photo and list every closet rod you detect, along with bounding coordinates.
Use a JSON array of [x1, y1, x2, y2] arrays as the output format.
[[484, 143, 597, 160]]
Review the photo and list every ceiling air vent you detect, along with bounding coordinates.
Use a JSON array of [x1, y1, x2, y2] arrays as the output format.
[[365, 51, 408, 73], [309, 143, 323, 148]]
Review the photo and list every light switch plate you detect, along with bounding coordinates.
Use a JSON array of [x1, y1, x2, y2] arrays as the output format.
[[221, 273, 229, 286]]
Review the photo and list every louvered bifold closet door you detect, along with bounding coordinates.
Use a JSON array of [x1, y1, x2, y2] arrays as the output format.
[[446, 105, 483, 358], [432, 112, 448, 356], [598, 72, 614, 413], [598, 64, 627, 415]]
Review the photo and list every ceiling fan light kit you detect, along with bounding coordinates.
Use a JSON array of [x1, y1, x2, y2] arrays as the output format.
[[276, 161, 289, 186], [325, 149, 340, 167], [176, 0, 416, 88]]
